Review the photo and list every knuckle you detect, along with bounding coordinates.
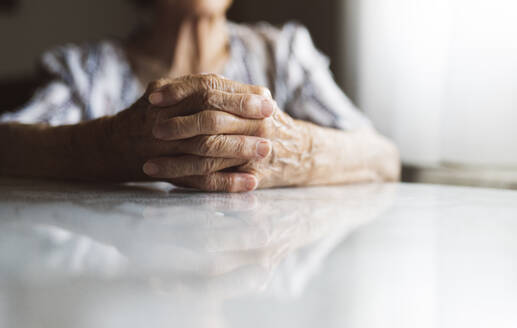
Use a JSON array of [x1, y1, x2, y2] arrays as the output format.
[[234, 135, 247, 156], [185, 74, 197, 83], [176, 76, 196, 95], [165, 84, 180, 98], [156, 78, 172, 87], [200, 73, 221, 91], [204, 73, 220, 81], [203, 89, 215, 107], [213, 135, 228, 152], [238, 94, 249, 114], [200, 158, 218, 174], [195, 113, 204, 134], [200, 111, 220, 133], [198, 135, 217, 155]]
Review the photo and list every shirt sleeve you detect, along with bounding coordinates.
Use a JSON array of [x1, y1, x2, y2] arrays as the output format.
[[0, 46, 85, 126], [278, 23, 372, 131]]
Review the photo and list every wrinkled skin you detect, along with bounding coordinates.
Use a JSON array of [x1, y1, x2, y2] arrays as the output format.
[[0, 0, 400, 189], [235, 110, 313, 189], [105, 74, 275, 192], [106, 73, 399, 192], [165, 108, 313, 190], [142, 75, 316, 191]]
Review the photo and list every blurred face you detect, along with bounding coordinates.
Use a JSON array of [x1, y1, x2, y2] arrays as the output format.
[[157, 0, 234, 16]]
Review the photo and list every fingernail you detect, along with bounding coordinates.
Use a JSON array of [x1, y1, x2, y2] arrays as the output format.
[[149, 92, 163, 105], [256, 141, 271, 158], [261, 99, 274, 117], [245, 176, 258, 191], [143, 162, 160, 176], [236, 175, 257, 192]]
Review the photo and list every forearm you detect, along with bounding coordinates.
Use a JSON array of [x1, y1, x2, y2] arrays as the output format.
[[303, 122, 401, 186], [0, 118, 118, 181]]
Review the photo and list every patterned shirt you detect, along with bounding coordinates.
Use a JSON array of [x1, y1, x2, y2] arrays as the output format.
[[0, 22, 371, 130]]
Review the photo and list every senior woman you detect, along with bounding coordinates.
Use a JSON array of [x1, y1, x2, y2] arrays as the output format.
[[0, 0, 400, 192]]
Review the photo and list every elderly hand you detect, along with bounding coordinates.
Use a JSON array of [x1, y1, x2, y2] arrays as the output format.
[[144, 87, 314, 191], [104, 74, 275, 190]]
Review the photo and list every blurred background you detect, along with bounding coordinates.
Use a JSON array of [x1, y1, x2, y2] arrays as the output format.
[[1, 0, 516, 189]]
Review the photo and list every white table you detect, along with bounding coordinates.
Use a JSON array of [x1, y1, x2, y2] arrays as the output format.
[[1, 178, 516, 328]]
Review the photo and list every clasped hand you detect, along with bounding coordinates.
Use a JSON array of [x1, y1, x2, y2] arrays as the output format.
[[109, 74, 312, 192]]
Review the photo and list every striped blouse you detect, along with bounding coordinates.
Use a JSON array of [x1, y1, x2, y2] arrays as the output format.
[[0, 22, 371, 131]]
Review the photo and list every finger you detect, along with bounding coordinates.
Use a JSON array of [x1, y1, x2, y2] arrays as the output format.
[[205, 90, 274, 118], [172, 172, 258, 193], [162, 90, 275, 119], [142, 156, 246, 179], [153, 110, 266, 141], [175, 135, 271, 160], [144, 78, 174, 97], [148, 74, 272, 107]]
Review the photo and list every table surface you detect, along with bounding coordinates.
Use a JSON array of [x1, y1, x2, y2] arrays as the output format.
[[1, 179, 517, 328]]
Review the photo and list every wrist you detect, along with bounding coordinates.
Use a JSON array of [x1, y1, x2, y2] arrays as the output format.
[[95, 114, 151, 182], [65, 116, 119, 180], [90, 115, 138, 181], [295, 120, 318, 185]]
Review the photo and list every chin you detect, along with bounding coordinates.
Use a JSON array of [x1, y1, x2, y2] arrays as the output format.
[[169, 0, 233, 16]]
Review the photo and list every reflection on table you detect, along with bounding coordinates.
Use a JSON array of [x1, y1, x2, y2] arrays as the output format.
[[1, 179, 516, 328]]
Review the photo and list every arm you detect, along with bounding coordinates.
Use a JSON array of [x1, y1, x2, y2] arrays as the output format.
[[0, 75, 276, 188], [302, 122, 400, 186], [250, 23, 401, 187], [0, 119, 115, 181], [143, 102, 400, 190], [133, 26, 401, 190]]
